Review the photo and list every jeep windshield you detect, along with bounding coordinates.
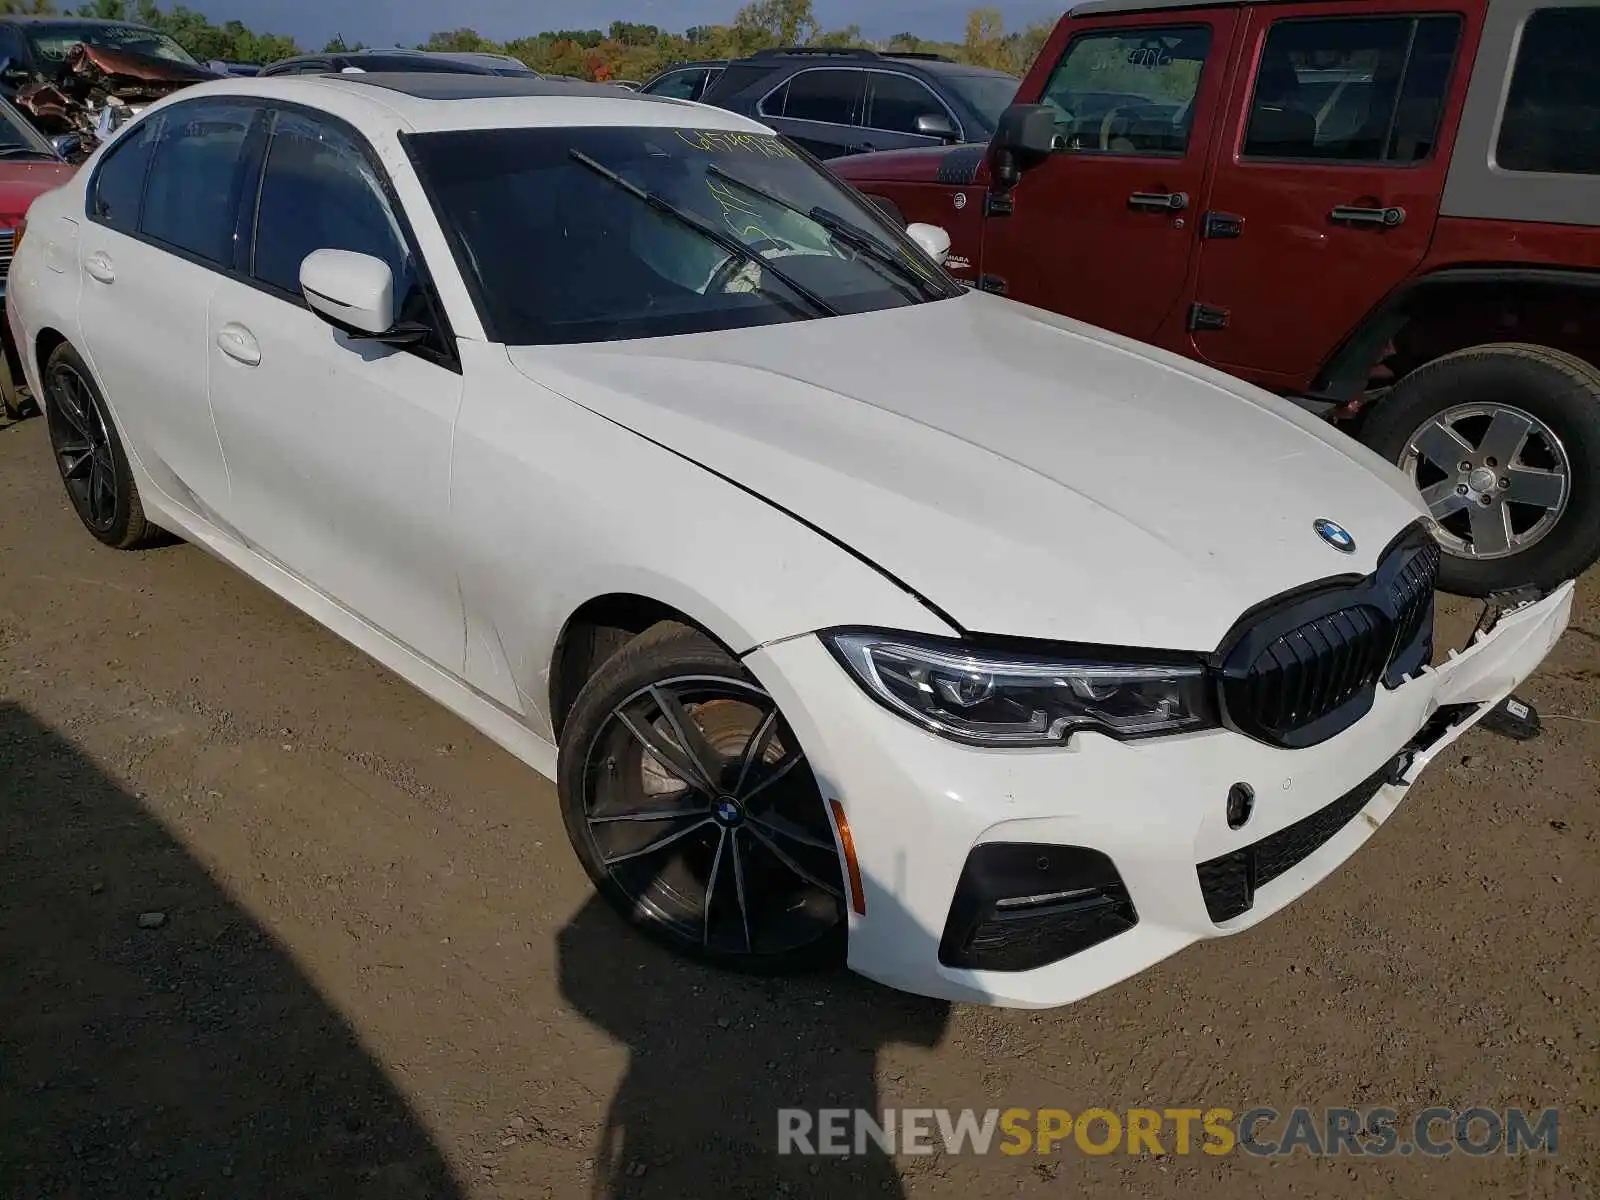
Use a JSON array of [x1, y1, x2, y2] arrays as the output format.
[[404, 125, 959, 346], [941, 70, 1021, 133], [24, 22, 201, 68]]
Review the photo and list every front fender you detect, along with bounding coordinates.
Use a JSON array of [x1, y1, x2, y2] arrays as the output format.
[[448, 344, 956, 737]]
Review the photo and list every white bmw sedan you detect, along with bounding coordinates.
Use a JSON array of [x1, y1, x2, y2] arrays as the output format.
[[6, 73, 1575, 1008]]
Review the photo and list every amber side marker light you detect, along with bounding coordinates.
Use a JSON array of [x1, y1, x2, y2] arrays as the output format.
[[10, 215, 26, 256], [827, 797, 867, 916]]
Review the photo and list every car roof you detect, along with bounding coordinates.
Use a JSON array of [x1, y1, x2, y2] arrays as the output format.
[[1067, 0, 1370, 13], [157, 73, 773, 136], [0, 15, 157, 27]]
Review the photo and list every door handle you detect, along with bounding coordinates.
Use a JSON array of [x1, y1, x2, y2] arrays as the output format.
[[1128, 190, 1188, 212], [215, 322, 261, 367], [1329, 204, 1406, 228], [84, 250, 114, 284]]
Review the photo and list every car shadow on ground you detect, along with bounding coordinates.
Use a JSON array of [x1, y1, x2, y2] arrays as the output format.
[[558, 888, 956, 1199], [0, 700, 463, 1199]]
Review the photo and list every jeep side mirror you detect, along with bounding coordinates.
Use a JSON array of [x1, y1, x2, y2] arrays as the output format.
[[51, 133, 81, 159], [991, 103, 1058, 187], [914, 112, 959, 144]]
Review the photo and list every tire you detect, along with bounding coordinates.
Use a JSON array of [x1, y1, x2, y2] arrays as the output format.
[[557, 620, 847, 973], [1358, 342, 1600, 596], [41, 342, 158, 549]]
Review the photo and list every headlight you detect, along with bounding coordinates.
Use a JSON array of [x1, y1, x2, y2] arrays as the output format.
[[825, 632, 1216, 747]]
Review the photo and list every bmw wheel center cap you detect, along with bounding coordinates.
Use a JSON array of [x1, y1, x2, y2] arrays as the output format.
[[1313, 518, 1356, 554]]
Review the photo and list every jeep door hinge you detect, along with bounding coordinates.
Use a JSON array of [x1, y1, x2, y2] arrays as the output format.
[[1201, 211, 1243, 239], [983, 192, 1015, 218], [1188, 302, 1229, 331]]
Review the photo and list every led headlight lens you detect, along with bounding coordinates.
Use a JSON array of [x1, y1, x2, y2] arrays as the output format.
[[826, 632, 1216, 746]]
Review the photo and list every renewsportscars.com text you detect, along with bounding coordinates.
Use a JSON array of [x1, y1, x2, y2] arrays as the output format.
[[777, 1106, 1559, 1158]]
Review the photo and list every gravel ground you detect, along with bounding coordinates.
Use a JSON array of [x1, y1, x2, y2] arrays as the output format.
[[2, 411, 1596, 1199]]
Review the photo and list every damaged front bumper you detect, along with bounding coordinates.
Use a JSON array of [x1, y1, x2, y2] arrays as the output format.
[[748, 580, 1575, 1008]]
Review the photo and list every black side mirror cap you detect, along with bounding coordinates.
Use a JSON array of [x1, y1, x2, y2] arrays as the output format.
[[994, 103, 1059, 159], [990, 103, 1059, 189]]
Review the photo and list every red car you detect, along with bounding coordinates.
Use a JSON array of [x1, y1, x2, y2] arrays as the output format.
[[832, 0, 1600, 597], [0, 93, 75, 419]]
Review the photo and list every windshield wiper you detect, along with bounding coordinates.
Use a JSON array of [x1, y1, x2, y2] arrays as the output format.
[[0, 146, 56, 160], [568, 150, 838, 318], [705, 164, 958, 303]]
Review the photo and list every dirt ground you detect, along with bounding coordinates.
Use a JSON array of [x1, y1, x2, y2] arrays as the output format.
[[2, 410, 1597, 1200]]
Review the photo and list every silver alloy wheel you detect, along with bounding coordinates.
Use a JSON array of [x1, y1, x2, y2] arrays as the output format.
[[581, 675, 845, 957], [1398, 402, 1570, 561]]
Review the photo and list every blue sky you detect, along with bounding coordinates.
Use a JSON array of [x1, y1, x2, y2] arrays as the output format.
[[180, 0, 1063, 55]]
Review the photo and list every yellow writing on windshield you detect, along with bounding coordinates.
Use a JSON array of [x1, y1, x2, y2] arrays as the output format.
[[676, 129, 798, 159]]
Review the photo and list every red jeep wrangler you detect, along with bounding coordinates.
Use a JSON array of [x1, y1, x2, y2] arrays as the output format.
[[832, 0, 1600, 595]]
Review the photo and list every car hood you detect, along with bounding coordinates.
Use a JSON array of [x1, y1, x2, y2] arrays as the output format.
[[508, 293, 1429, 650], [0, 161, 75, 212]]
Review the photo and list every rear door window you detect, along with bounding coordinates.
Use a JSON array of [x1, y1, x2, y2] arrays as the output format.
[[763, 68, 864, 126], [139, 100, 258, 265], [87, 117, 156, 234], [1496, 7, 1600, 175], [1240, 15, 1462, 164]]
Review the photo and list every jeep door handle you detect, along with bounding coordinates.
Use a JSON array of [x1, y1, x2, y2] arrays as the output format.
[[216, 322, 261, 367], [1128, 190, 1188, 212], [84, 250, 114, 284], [1329, 204, 1406, 228]]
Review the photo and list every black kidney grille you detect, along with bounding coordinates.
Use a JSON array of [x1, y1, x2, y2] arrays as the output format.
[[1384, 537, 1440, 683], [1220, 527, 1441, 748], [1224, 605, 1391, 739]]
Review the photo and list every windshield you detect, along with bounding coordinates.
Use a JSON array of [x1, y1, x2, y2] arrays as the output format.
[[405, 125, 958, 346], [942, 71, 1020, 132], [0, 96, 57, 159], [25, 23, 200, 67]]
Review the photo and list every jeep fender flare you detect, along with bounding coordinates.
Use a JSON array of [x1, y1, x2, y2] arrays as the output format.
[[1310, 266, 1600, 403]]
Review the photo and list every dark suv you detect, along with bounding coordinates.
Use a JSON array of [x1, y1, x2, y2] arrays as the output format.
[[699, 46, 1019, 160], [259, 49, 541, 77]]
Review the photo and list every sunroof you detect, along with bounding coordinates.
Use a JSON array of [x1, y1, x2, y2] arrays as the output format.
[[332, 72, 679, 103]]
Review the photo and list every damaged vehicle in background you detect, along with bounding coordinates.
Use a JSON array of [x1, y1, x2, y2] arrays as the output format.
[[0, 92, 77, 420], [0, 15, 216, 157]]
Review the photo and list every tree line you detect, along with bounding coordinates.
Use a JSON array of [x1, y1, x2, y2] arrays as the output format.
[[0, 0, 1054, 81]]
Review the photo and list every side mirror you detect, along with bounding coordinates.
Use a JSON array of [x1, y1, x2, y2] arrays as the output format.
[[991, 103, 1058, 187], [906, 222, 951, 266], [994, 103, 1059, 159], [50, 133, 81, 159], [300, 248, 412, 340], [914, 112, 960, 144]]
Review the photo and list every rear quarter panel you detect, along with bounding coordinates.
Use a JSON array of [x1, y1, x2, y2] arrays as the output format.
[[1424, 217, 1600, 272]]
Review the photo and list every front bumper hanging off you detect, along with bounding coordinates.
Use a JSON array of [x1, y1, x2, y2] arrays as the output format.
[[748, 579, 1575, 1009]]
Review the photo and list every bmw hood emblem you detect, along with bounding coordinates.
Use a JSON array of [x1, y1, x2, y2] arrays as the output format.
[[1313, 518, 1356, 553]]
